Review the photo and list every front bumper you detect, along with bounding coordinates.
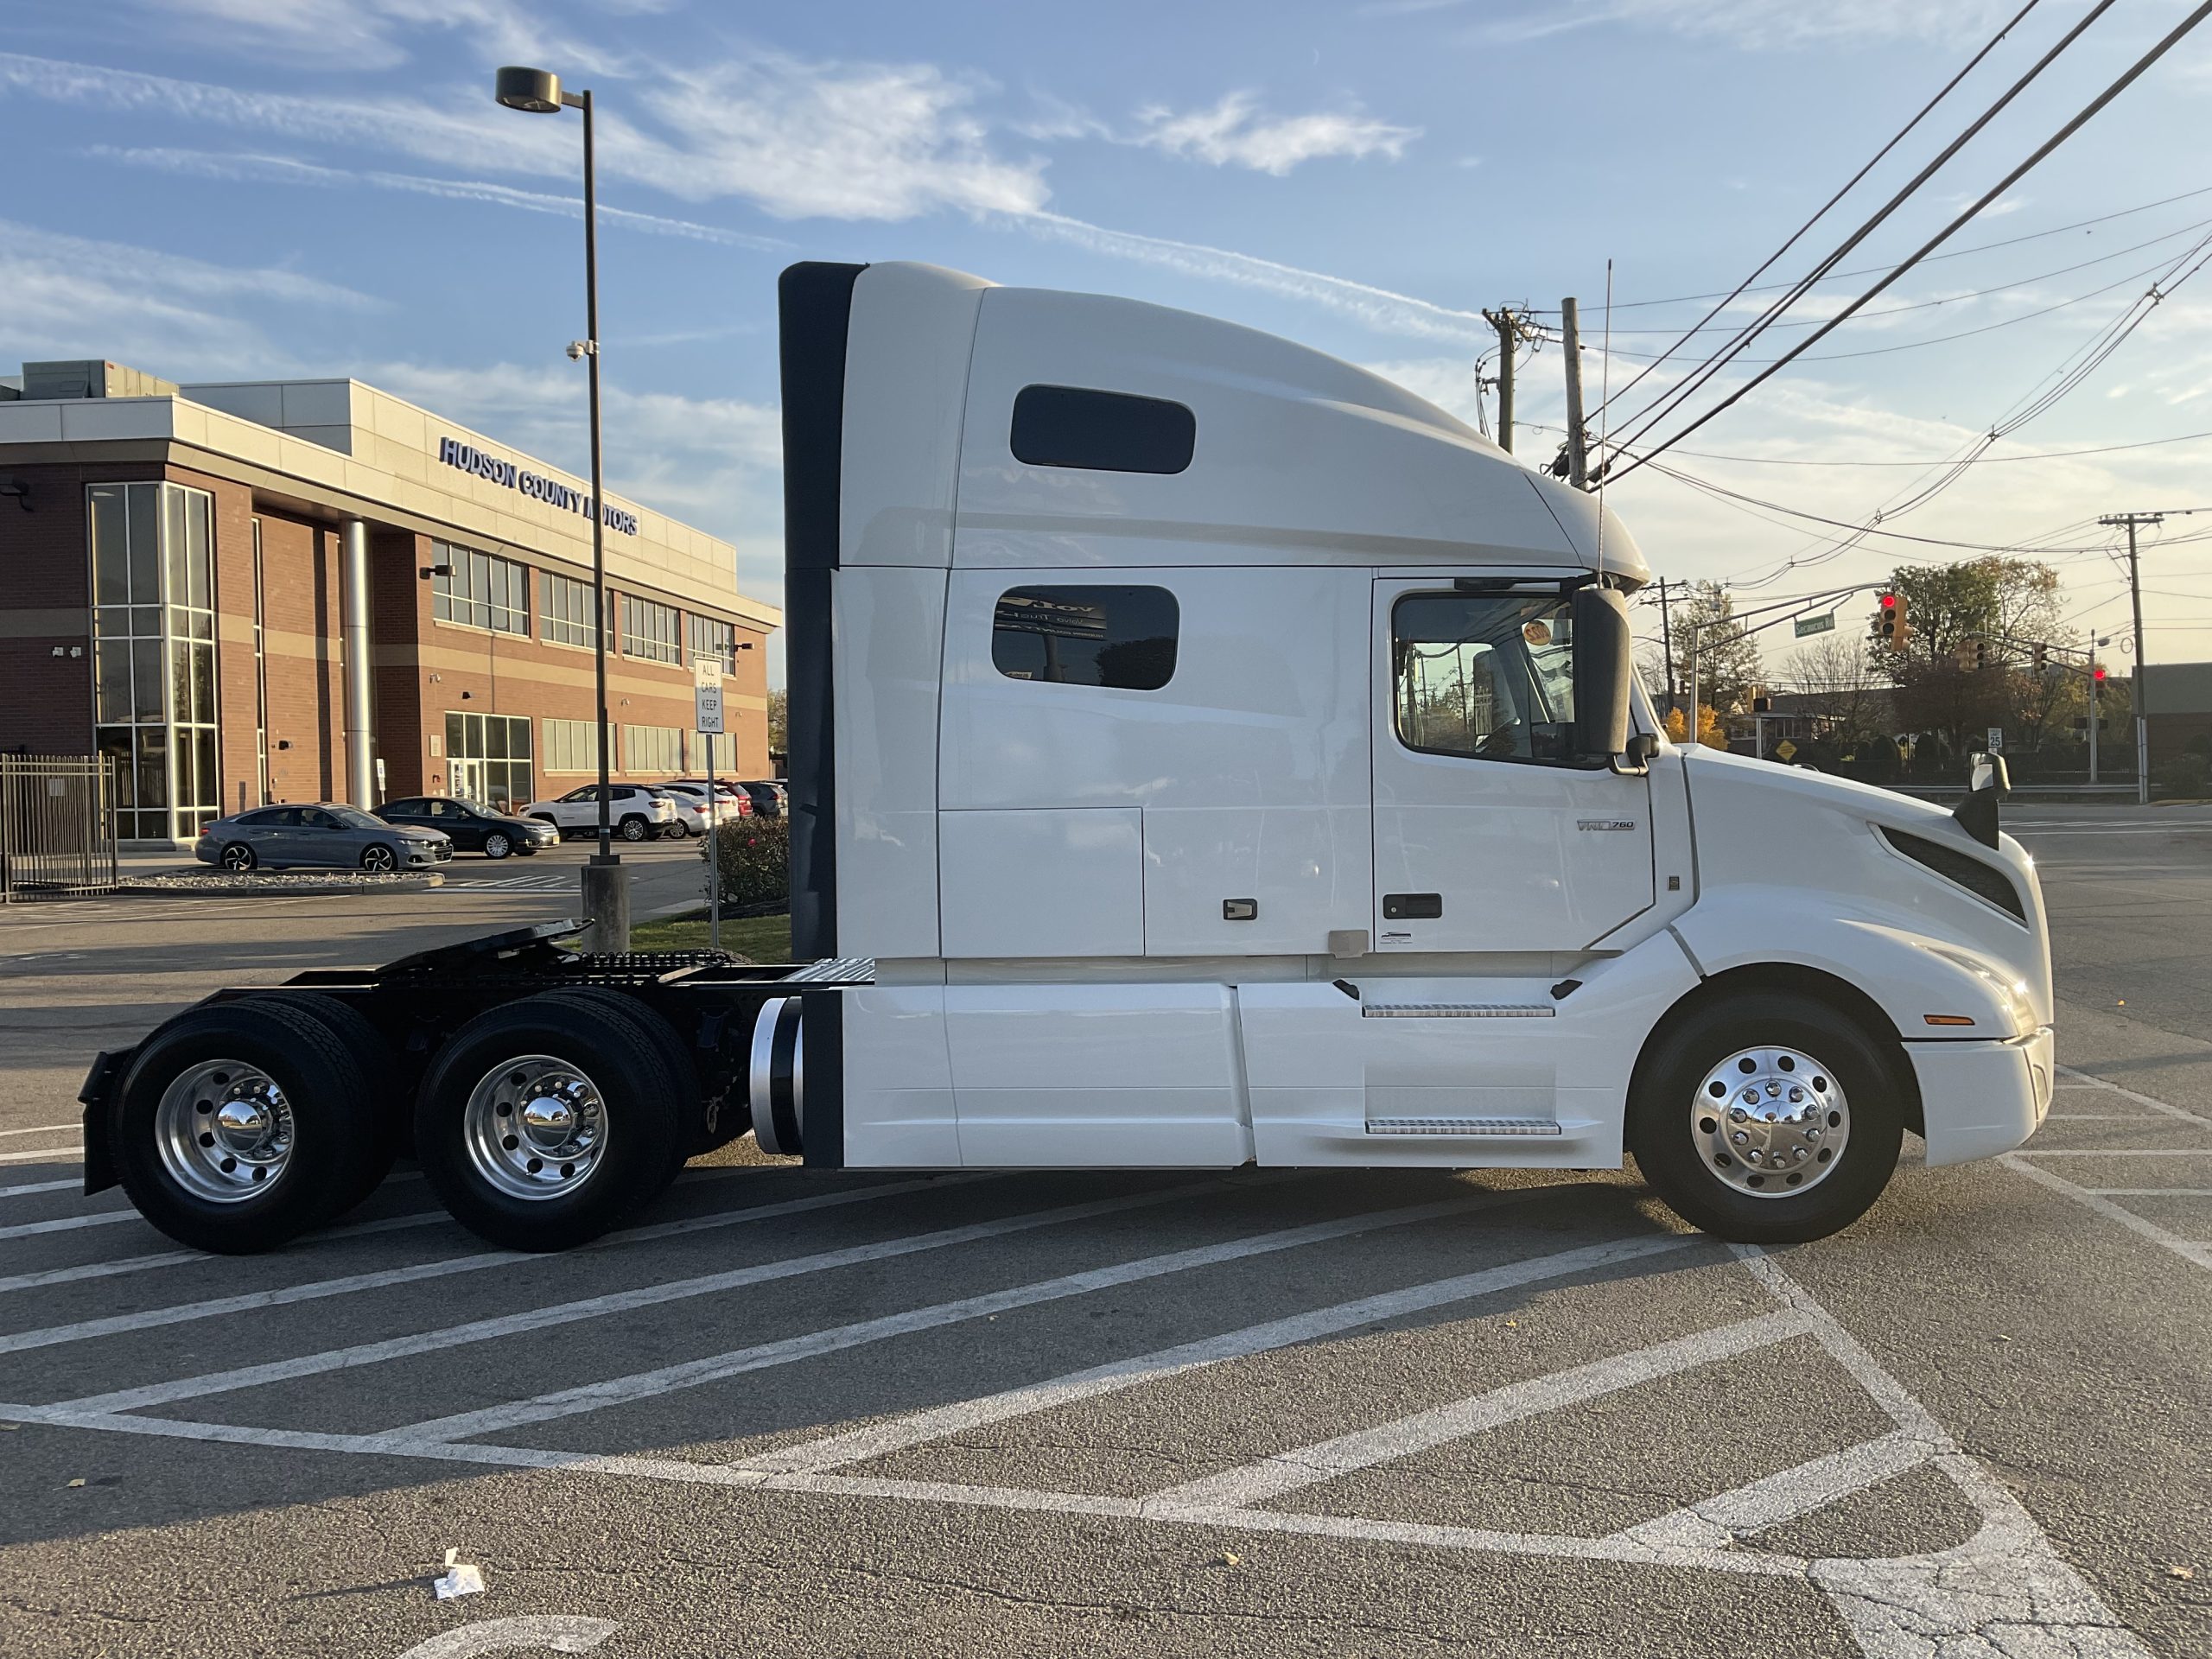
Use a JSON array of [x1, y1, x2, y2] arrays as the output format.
[[405, 842, 452, 866], [1908, 1025, 2055, 1167]]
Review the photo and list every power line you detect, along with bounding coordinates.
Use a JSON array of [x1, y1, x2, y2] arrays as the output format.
[[1592, 428, 2212, 470], [1598, 0, 2119, 443], [1603, 0, 2212, 484], [1539, 181, 2212, 314], [1589, 0, 2044, 423]]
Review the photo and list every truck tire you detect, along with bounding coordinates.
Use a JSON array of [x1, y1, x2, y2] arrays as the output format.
[[413, 989, 688, 1251], [106, 997, 386, 1254], [256, 991, 403, 1214], [1627, 991, 1904, 1245]]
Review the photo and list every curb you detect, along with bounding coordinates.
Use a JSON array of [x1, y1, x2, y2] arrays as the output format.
[[120, 873, 447, 898]]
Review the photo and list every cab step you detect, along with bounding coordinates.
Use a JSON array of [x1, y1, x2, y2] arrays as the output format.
[[1364, 1117, 1563, 1137]]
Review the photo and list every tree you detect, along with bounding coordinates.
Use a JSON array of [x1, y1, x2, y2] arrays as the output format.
[[1679, 582, 1764, 715], [1874, 556, 2074, 758], [766, 688, 787, 757], [1664, 703, 1727, 748], [1780, 633, 1886, 741]]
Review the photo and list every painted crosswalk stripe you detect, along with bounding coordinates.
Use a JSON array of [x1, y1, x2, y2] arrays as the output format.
[[740, 1229, 1694, 1478]]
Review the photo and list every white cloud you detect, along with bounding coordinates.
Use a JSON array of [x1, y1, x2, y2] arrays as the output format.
[[1132, 92, 1418, 175], [1440, 0, 2018, 48], [91, 146, 791, 250], [1017, 210, 1490, 346], [130, 0, 621, 75]]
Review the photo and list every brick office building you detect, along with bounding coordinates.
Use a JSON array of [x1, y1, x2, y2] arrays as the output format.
[[0, 359, 778, 844]]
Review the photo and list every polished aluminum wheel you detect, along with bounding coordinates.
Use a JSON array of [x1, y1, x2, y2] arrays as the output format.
[[360, 844, 397, 873], [462, 1055, 609, 1200], [1690, 1045, 1851, 1199], [155, 1059, 294, 1202]]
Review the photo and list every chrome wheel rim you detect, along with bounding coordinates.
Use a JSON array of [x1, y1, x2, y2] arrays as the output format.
[[461, 1055, 609, 1201], [1691, 1046, 1850, 1199], [155, 1059, 294, 1203]]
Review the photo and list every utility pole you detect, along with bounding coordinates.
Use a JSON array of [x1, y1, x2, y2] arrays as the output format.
[[1559, 296, 1588, 488], [1480, 306, 1525, 453], [2088, 635, 2100, 786], [1657, 579, 1677, 722], [2101, 512, 2161, 804]]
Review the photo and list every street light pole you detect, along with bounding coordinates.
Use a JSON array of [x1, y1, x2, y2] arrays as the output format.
[[497, 64, 626, 950]]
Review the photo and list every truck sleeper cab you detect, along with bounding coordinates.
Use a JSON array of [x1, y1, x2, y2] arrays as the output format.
[[79, 261, 2054, 1255]]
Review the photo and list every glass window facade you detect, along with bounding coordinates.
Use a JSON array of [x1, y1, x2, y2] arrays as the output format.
[[431, 543, 529, 634], [543, 571, 605, 649], [90, 482, 219, 841], [543, 717, 601, 774], [442, 711, 533, 812], [686, 613, 736, 673], [623, 723, 683, 775], [620, 594, 682, 664]]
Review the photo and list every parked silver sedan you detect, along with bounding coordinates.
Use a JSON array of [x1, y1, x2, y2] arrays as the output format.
[[194, 804, 453, 873]]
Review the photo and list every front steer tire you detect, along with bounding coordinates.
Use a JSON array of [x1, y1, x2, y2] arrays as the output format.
[[1627, 990, 1904, 1245], [414, 989, 690, 1251], [107, 997, 386, 1254]]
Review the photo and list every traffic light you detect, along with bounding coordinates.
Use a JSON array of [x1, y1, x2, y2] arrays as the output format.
[[1872, 590, 1908, 647], [2093, 665, 2107, 689], [2032, 643, 2047, 674], [1972, 638, 1988, 671]]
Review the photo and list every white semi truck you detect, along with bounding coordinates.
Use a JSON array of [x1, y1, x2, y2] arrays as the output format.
[[80, 260, 2054, 1255]]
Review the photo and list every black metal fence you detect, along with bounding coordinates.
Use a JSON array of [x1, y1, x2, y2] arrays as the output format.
[[1, 754, 119, 901]]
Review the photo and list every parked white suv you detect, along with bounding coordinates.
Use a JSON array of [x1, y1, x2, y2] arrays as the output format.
[[523, 784, 679, 843]]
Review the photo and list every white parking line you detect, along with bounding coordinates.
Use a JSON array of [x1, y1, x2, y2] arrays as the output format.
[[0, 1210, 140, 1243], [1618, 1431, 1932, 1552], [2056, 1065, 2211, 1125], [391, 1191, 1521, 1445], [0, 1147, 82, 1166], [2001, 1154, 2212, 1271], [741, 1230, 1695, 1478], [1147, 1309, 1808, 1512], [0, 1124, 77, 1139], [0, 1177, 971, 1356], [2082, 1187, 2212, 1198], [0, 1178, 85, 1201], [57, 1179, 1240, 1414]]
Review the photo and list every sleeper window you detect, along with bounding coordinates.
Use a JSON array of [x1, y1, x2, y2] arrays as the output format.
[[1392, 591, 1586, 766], [992, 586, 1179, 691]]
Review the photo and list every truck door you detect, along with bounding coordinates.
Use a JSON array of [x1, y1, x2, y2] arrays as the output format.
[[1370, 578, 1654, 953]]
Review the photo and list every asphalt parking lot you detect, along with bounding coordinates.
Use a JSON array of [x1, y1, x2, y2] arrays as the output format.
[[0, 805, 2206, 1657]]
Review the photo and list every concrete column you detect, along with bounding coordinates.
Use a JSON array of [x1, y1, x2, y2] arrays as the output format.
[[340, 518, 375, 808]]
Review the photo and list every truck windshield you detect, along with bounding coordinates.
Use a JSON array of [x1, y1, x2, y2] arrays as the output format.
[[1391, 591, 1582, 765]]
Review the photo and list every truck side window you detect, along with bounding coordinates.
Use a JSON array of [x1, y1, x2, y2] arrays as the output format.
[[993, 586, 1179, 691], [1010, 385, 1195, 475], [1392, 591, 1586, 766]]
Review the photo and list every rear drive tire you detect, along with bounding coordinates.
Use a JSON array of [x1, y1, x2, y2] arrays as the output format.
[[107, 997, 385, 1253], [414, 989, 690, 1250], [1628, 991, 1904, 1245], [256, 991, 403, 1214]]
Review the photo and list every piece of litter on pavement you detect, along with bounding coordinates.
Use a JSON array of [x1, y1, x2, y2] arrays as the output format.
[[433, 1548, 487, 1600], [1211, 1552, 1241, 1567], [2167, 1564, 2196, 1581], [64, 1478, 85, 1488]]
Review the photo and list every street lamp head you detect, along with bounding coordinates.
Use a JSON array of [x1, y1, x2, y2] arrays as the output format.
[[495, 66, 565, 113]]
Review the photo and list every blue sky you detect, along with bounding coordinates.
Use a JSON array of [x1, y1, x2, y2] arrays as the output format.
[[6, 0, 2212, 683]]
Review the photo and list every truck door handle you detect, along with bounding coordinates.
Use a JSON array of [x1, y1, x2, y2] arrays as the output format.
[[1382, 893, 1442, 919]]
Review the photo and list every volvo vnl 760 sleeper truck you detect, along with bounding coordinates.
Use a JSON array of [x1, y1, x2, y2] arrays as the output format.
[[79, 261, 2055, 1255]]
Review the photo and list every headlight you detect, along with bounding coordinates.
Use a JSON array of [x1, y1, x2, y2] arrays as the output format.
[[1928, 946, 2037, 1034]]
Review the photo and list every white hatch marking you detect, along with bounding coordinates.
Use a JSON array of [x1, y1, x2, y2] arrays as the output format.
[[1616, 1430, 1933, 1552], [0, 1177, 94, 1202], [55, 1179, 1239, 1414], [1147, 1309, 1807, 1512], [738, 1231, 1693, 1478], [388, 1191, 1515, 1445], [2001, 1155, 2212, 1272], [0, 1147, 83, 1166]]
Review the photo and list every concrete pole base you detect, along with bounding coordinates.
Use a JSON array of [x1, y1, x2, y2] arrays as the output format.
[[580, 855, 630, 955]]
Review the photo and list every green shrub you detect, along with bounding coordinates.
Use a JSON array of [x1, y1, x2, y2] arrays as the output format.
[[2155, 753, 2210, 798], [706, 817, 790, 907]]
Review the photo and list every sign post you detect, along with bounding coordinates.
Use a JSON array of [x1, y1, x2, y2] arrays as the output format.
[[694, 658, 726, 953]]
